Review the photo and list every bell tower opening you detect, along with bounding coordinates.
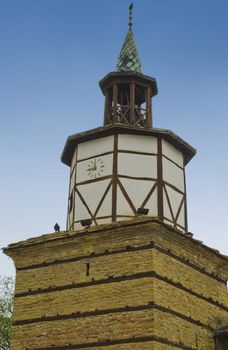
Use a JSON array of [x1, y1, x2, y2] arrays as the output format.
[[101, 73, 157, 127]]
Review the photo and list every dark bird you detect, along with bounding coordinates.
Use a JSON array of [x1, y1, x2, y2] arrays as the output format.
[[54, 223, 60, 232]]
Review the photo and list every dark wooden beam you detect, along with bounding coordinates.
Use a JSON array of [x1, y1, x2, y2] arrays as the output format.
[[130, 82, 135, 124], [157, 138, 163, 220], [113, 83, 118, 123], [146, 87, 152, 128]]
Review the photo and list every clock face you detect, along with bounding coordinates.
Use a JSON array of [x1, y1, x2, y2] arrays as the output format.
[[87, 157, 105, 179]]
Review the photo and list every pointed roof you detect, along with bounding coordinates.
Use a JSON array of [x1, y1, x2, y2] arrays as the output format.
[[115, 3, 142, 73]]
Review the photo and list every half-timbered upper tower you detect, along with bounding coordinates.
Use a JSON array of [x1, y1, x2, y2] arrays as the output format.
[[61, 4, 196, 232]]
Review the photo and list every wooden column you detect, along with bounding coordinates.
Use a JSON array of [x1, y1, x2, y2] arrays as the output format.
[[103, 91, 109, 125], [113, 83, 118, 123], [130, 82, 135, 124], [146, 87, 152, 128]]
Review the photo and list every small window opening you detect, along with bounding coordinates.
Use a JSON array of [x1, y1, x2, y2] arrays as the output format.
[[216, 336, 228, 350], [86, 263, 90, 276], [215, 326, 228, 350]]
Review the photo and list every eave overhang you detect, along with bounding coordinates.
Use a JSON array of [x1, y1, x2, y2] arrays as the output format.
[[99, 71, 158, 97], [61, 123, 196, 167]]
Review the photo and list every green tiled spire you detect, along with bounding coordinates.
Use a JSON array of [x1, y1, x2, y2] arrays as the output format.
[[116, 3, 142, 74]]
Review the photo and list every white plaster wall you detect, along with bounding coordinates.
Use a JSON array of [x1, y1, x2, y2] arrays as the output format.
[[162, 157, 185, 191], [74, 192, 91, 221], [162, 140, 184, 167], [69, 201, 74, 226], [165, 185, 184, 219], [119, 178, 156, 210], [118, 153, 157, 178], [67, 215, 71, 230], [146, 188, 158, 217], [70, 168, 76, 193], [163, 218, 173, 227], [163, 189, 173, 222], [176, 205, 185, 228], [77, 136, 114, 160], [77, 154, 113, 183], [163, 186, 186, 230], [117, 179, 158, 217], [96, 217, 112, 225], [118, 134, 157, 153], [68, 134, 187, 229], [116, 217, 134, 222], [117, 185, 135, 216], [73, 222, 82, 231], [71, 147, 77, 173], [96, 185, 112, 218], [76, 179, 112, 217]]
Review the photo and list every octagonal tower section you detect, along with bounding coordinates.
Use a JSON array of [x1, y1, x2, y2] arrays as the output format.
[[62, 124, 195, 232]]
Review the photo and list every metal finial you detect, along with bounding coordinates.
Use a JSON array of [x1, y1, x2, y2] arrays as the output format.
[[129, 2, 133, 29]]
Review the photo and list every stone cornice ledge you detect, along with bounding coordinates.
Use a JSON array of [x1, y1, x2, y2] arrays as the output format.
[[3, 217, 228, 266]]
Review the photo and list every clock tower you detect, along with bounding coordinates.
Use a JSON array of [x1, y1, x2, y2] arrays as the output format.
[[4, 4, 228, 350], [62, 4, 196, 232]]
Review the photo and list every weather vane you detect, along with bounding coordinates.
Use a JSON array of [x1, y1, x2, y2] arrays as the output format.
[[129, 2, 133, 29]]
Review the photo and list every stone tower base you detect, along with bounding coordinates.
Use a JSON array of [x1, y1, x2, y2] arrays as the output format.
[[4, 218, 228, 350]]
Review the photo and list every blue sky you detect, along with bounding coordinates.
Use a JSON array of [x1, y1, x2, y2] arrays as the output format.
[[1, 0, 228, 276]]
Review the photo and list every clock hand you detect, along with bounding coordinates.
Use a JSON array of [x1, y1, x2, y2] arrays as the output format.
[[88, 165, 96, 171]]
